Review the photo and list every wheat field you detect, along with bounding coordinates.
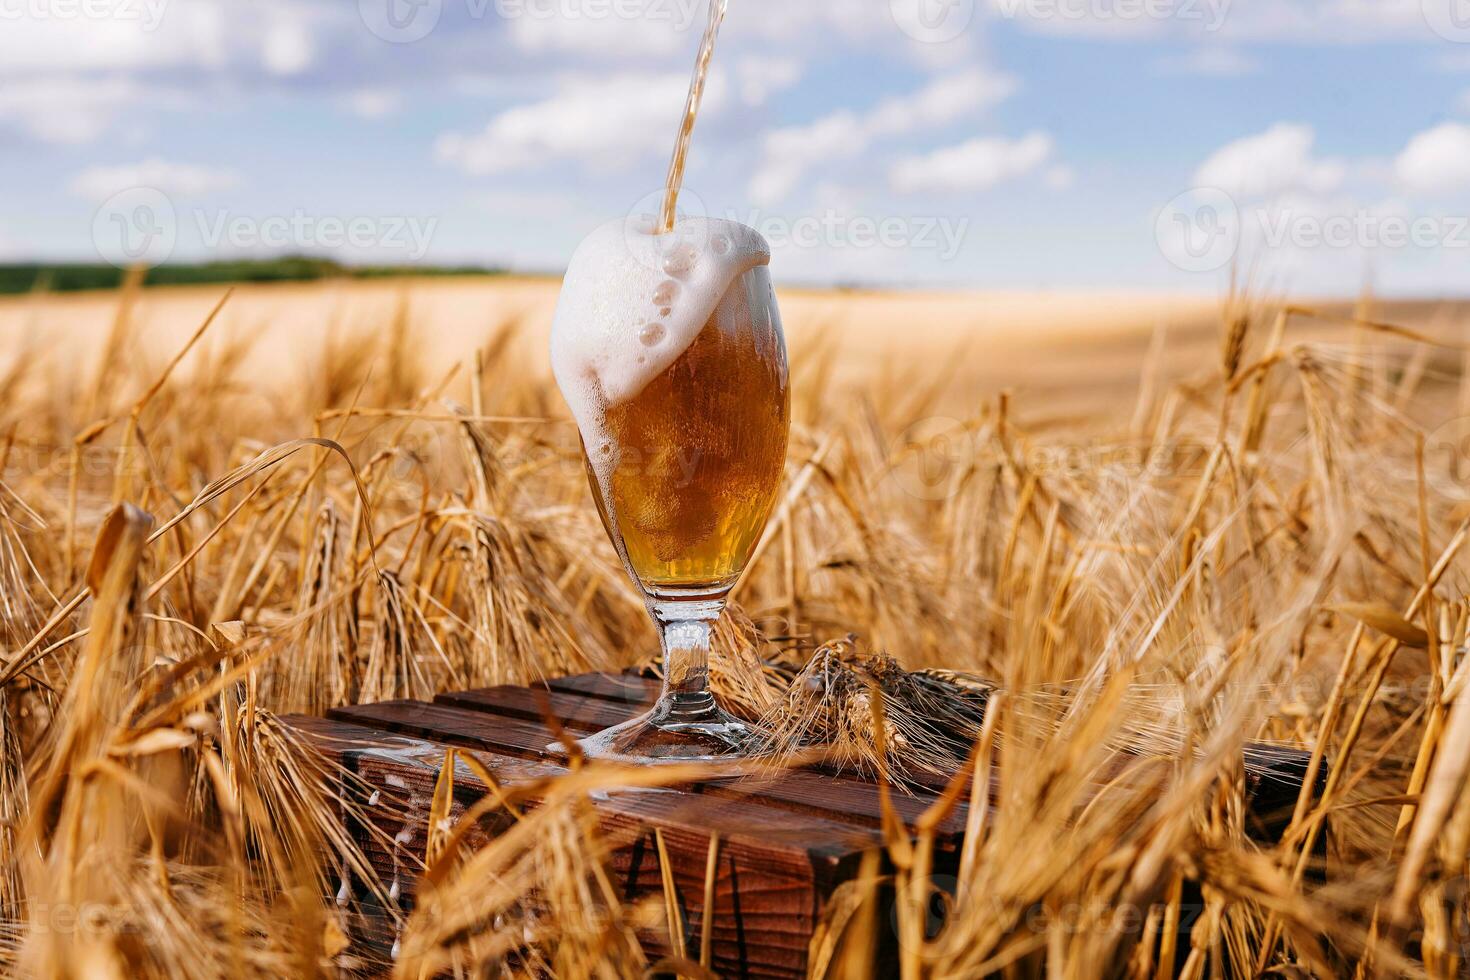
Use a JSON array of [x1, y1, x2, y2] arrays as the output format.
[[2, 273, 1469, 977]]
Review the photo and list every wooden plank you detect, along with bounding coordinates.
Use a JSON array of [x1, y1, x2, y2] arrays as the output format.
[[293, 716, 856, 978], [440, 682, 962, 793], [544, 671, 659, 705], [337, 699, 970, 842], [423, 681, 1320, 852], [288, 712, 880, 978], [438, 684, 635, 731], [291, 677, 1329, 979], [528, 673, 969, 794], [346, 751, 832, 977], [1241, 743, 1325, 842]]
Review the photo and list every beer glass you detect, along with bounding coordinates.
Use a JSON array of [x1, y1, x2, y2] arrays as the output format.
[[573, 263, 789, 762]]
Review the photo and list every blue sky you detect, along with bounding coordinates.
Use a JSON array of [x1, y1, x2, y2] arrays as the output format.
[[3, 0, 1470, 294]]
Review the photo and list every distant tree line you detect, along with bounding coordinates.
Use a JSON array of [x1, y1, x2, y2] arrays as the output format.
[[0, 258, 508, 294]]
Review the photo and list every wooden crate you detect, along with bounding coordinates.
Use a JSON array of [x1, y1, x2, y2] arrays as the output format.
[[284, 672, 1322, 978]]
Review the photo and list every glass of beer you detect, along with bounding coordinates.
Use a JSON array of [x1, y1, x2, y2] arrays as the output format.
[[551, 216, 789, 762]]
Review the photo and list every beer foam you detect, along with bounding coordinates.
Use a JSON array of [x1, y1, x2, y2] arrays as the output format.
[[550, 215, 770, 442]]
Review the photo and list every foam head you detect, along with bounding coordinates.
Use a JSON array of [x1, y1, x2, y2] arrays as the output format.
[[550, 214, 770, 444]]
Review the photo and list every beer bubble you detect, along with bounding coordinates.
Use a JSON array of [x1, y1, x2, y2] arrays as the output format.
[[661, 242, 698, 277], [639, 322, 666, 347], [653, 280, 679, 306], [660, 307, 673, 317]]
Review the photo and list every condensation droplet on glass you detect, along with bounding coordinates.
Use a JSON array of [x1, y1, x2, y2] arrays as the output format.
[[660, 307, 672, 317], [653, 280, 679, 306], [712, 234, 731, 255], [639, 321, 666, 347]]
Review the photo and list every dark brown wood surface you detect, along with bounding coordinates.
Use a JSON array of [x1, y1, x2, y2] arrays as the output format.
[[284, 671, 1325, 979]]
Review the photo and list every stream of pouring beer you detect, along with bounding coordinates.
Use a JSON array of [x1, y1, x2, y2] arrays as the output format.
[[658, 0, 729, 234]]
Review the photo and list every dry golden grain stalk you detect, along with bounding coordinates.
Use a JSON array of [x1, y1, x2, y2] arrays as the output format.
[[0, 284, 1467, 978]]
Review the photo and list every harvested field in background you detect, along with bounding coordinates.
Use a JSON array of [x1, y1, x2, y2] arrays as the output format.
[[2, 275, 1470, 977]]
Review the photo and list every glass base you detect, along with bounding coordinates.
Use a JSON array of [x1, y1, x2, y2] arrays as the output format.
[[548, 694, 754, 764]]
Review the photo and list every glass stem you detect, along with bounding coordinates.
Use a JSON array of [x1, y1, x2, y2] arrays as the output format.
[[651, 598, 722, 722]]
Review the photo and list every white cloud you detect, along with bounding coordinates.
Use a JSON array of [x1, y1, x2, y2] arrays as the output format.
[[0, 75, 160, 144], [891, 131, 1054, 193], [1154, 47, 1261, 76], [735, 1, 981, 71], [0, 3, 341, 142], [749, 111, 869, 205], [504, 3, 693, 57], [736, 3, 901, 45], [869, 68, 1018, 134], [986, 0, 1447, 44], [986, 0, 1172, 38], [262, 18, 315, 76], [1044, 164, 1075, 189], [1192, 123, 1345, 199], [435, 71, 727, 176], [997, 0, 1446, 42], [0, 2, 353, 78], [748, 67, 1017, 204], [69, 158, 241, 201], [0, 5, 234, 75], [344, 88, 403, 119], [735, 55, 803, 107], [1212, 0, 1428, 42], [1394, 123, 1470, 194]]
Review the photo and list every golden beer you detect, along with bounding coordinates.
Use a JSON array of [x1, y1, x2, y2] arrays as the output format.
[[588, 265, 789, 596]]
